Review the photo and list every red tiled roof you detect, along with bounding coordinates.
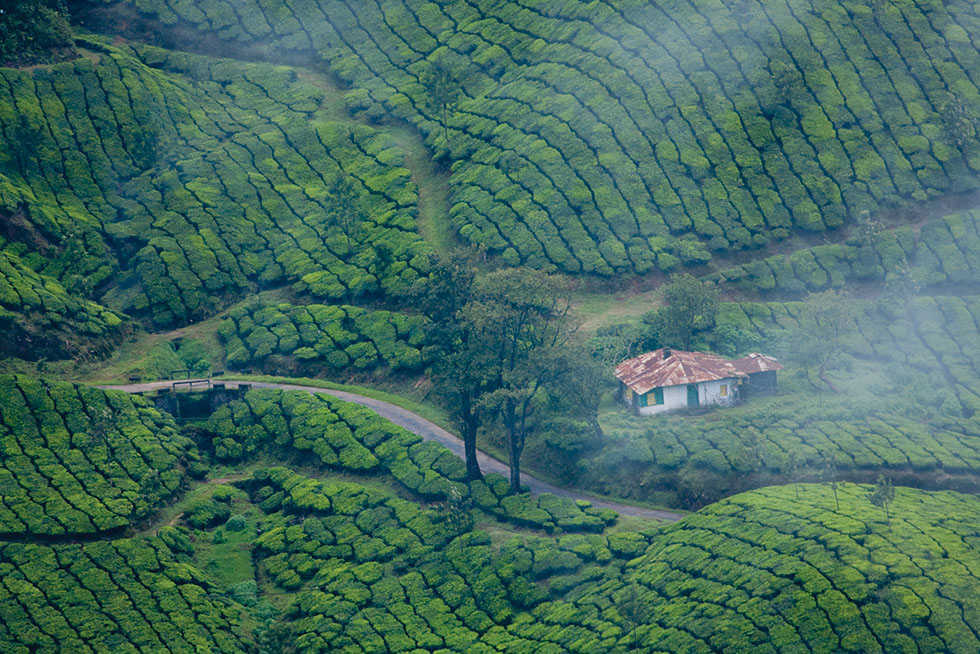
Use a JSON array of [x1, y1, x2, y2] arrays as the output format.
[[615, 348, 746, 395], [733, 352, 784, 374]]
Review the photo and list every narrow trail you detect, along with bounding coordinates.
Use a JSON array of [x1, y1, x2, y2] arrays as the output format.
[[99, 379, 685, 521]]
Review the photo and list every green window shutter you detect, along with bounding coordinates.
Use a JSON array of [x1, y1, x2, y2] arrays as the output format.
[[654, 387, 664, 405], [638, 392, 648, 407]]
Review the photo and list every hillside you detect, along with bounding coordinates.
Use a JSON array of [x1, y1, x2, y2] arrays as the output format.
[[2, 386, 978, 654], [4, 0, 980, 652]]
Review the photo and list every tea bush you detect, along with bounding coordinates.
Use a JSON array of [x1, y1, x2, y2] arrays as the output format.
[[0, 375, 193, 536]]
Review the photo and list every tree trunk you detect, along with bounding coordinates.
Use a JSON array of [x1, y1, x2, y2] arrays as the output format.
[[508, 428, 522, 492], [460, 391, 482, 481], [818, 361, 839, 393], [505, 401, 522, 493], [442, 105, 450, 149], [804, 367, 821, 390]]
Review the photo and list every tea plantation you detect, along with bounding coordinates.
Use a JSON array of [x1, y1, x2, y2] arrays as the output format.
[[709, 204, 980, 296], [0, 375, 194, 536], [0, 38, 428, 335], [218, 301, 427, 373], [84, 0, 980, 273], [5, 412, 979, 654], [5, 0, 980, 651]]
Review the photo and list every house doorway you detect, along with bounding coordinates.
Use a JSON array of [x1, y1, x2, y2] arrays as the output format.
[[687, 384, 700, 407]]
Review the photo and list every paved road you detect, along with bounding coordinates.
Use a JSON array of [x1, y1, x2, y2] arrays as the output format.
[[100, 379, 685, 521]]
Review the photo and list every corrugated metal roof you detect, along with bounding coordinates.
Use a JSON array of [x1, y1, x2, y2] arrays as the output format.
[[733, 352, 784, 374], [615, 348, 746, 395]]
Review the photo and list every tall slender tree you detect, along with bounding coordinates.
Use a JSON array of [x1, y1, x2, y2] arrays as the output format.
[[466, 268, 579, 492], [422, 58, 461, 151], [870, 475, 895, 523], [419, 254, 487, 481]]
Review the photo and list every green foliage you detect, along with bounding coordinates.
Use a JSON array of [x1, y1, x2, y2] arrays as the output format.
[[0, 374, 193, 535], [0, 534, 249, 653], [86, 0, 980, 275], [0, 40, 428, 330], [184, 498, 232, 529], [644, 272, 719, 350], [205, 389, 604, 532], [0, 247, 124, 360], [0, 0, 76, 66], [562, 484, 980, 654], [246, 466, 652, 653], [219, 301, 426, 373]]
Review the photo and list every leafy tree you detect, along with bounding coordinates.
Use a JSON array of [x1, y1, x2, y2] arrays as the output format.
[[327, 174, 362, 255], [869, 474, 895, 523], [419, 253, 487, 480], [781, 289, 855, 392], [646, 273, 719, 350], [442, 486, 473, 536], [940, 92, 979, 155], [467, 268, 579, 492], [422, 57, 461, 150], [0, 0, 75, 66], [854, 209, 883, 249], [742, 429, 765, 472]]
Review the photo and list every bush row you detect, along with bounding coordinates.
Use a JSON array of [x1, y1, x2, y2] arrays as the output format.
[[712, 207, 980, 296], [555, 484, 980, 654], [240, 466, 654, 653], [0, 531, 248, 653], [218, 301, 426, 372], [0, 247, 124, 359], [0, 375, 194, 535]]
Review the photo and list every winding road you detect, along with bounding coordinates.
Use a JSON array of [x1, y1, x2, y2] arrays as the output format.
[[99, 379, 685, 521]]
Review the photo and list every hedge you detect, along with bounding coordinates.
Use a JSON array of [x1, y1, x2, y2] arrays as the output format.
[[0, 531, 248, 653], [204, 388, 608, 532], [0, 38, 428, 329]]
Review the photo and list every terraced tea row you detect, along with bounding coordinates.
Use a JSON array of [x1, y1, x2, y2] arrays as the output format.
[[0, 39, 428, 331], [559, 484, 980, 654], [712, 205, 980, 296], [0, 247, 124, 359], [0, 531, 248, 654], [205, 388, 613, 532], [90, 0, 980, 273], [722, 294, 980, 415], [0, 375, 192, 536], [218, 301, 427, 373], [252, 475, 980, 653], [237, 466, 655, 653]]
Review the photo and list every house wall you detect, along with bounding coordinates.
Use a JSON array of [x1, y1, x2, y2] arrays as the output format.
[[744, 370, 778, 394], [636, 378, 740, 415]]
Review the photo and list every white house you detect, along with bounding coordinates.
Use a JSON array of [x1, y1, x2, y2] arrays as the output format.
[[615, 348, 749, 415]]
